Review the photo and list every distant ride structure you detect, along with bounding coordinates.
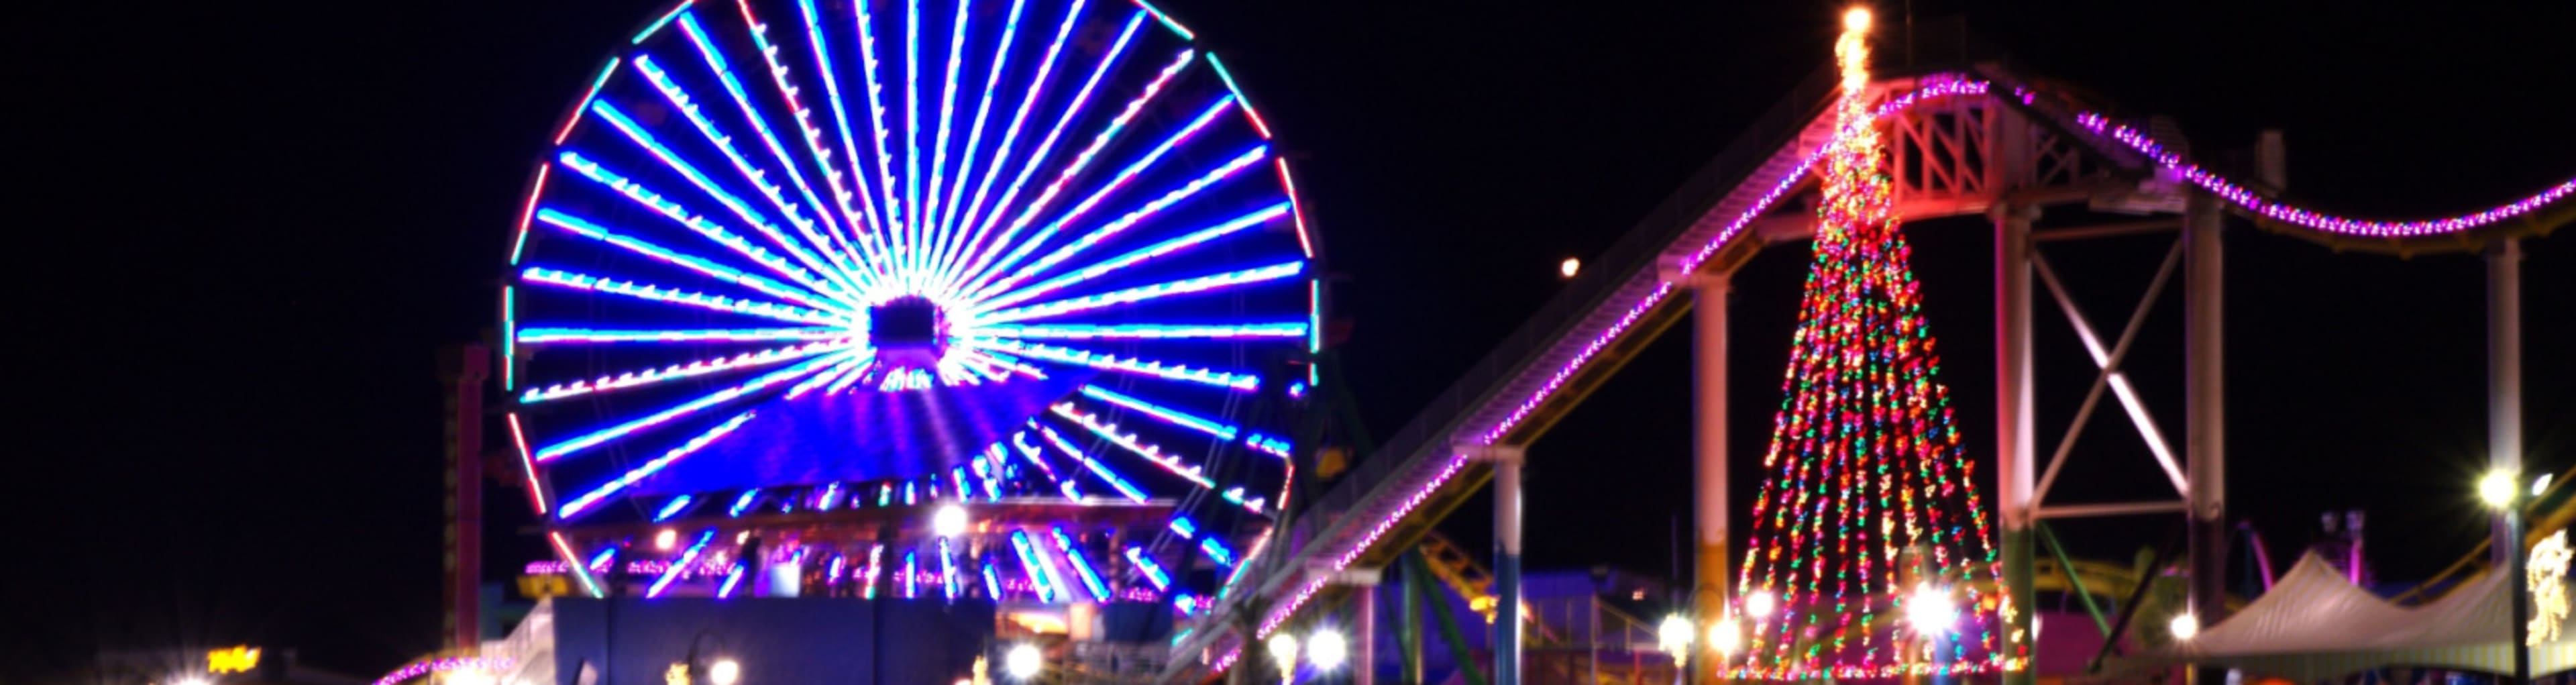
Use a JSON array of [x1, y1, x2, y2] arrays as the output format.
[[497, 0, 1316, 648]]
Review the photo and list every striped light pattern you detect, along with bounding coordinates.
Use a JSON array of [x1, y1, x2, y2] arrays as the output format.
[[509, 0, 1311, 603]]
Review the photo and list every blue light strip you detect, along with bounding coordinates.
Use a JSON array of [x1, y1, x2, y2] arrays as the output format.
[[535, 350, 847, 462], [974, 261, 1304, 325], [902, 551, 919, 598], [515, 327, 842, 344], [851, 0, 907, 276], [729, 489, 761, 517], [521, 267, 847, 326], [863, 543, 884, 598], [921, 0, 969, 250], [557, 412, 759, 517], [939, 537, 961, 601], [1244, 433, 1292, 459], [1198, 537, 1236, 567], [1048, 405, 1218, 489], [947, 46, 1195, 291], [967, 144, 1272, 301], [637, 44, 873, 294], [1130, 0, 1195, 39], [587, 546, 619, 573], [1169, 517, 1197, 537], [973, 201, 1288, 313], [981, 562, 1003, 599], [1009, 531, 1058, 602], [943, 0, 1087, 288], [971, 322, 1308, 340], [587, 100, 858, 300], [1010, 431, 1083, 500], [967, 338, 1256, 390], [1051, 528, 1112, 601], [632, 1, 693, 44], [1036, 424, 1148, 503], [720, 3, 884, 276], [500, 286, 517, 391], [716, 563, 747, 598], [1174, 592, 1197, 615], [1204, 53, 1271, 139], [1079, 385, 1240, 439], [960, 89, 1229, 293], [943, 11, 1146, 289], [655, 495, 695, 521], [901, 0, 924, 280], [519, 341, 841, 404], [1125, 547, 1172, 590], [543, 160, 853, 315], [793, 0, 893, 244], [646, 529, 717, 598], [924, 0, 1030, 285]]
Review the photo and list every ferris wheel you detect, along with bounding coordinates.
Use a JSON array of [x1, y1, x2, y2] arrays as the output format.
[[502, 0, 1316, 604]]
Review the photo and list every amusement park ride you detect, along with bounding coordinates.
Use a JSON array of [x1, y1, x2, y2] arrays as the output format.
[[402, 0, 2573, 684]]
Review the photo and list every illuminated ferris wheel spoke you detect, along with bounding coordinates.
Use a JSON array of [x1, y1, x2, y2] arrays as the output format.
[[900, 0, 926, 280], [920, 0, 970, 252], [824, 357, 881, 393], [586, 100, 861, 299], [924, 0, 1030, 281], [941, 46, 1194, 291], [961, 89, 1227, 293], [784, 353, 871, 399], [943, 0, 1086, 289], [558, 413, 759, 519], [972, 321, 1307, 340], [521, 266, 849, 326], [1047, 403, 1220, 492], [1076, 384, 1238, 439], [968, 144, 1270, 302], [633, 48, 867, 294], [945, 11, 1145, 289], [518, 339, 846, 404], [550, 149, 853, 309], [790, 0, 895, 252], [1009, 429, 1083, 499], [515, 326, 844, 345], [1034, 423, 1148, 502], [672, 12, 888, 289], [851, 0, 909, 286], [975, 201, 1286, 313], [531, 205, 855, 317], [533, 350, 854, 462], [962, 337, 1257, 390], [969, 260, 1304, 325]]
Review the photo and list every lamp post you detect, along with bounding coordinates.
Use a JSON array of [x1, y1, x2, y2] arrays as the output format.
[[1659, 615, 1695, 685], [2483, 470, 2532, 685]]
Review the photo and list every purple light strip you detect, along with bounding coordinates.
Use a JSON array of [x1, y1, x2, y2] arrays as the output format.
[[373, 657, 517, 685], [945, 48, 1199, 291], [1036, 423, 1149, 502], [557, 412, 759, 518], [941, 11, 1148, 289], [967, 144, 1272, 303], [972, 261, 1304, 324], [521, 266, 847, 326], [535, 351, 848, 462]]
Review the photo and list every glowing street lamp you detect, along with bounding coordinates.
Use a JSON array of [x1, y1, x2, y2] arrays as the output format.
[[1267, 633, 1300, 682], [1657, 614, 1695, 685], [706, 659, 740, 685], [2484, 470, 2520, 509], [1907, 583, 1957, 634], [1004, 644, 1042, 681], [2485, 469, 2536, 685], [1742, 590, 1776, 620], [1559, 258, 1582, 279], [933, 504, 969, 537], [1843, 6, 1872, 33], [1709, 616, 1743, 657], [1307, 629, 1348, 671], [2168, 613, 2199, 641], [174, 678, 211, 685]]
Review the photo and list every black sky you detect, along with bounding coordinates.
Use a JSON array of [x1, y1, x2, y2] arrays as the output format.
[[12, 0, 2575, 681]]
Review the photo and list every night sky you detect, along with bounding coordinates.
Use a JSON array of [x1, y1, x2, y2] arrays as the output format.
[[13, 0, 2575, 681]]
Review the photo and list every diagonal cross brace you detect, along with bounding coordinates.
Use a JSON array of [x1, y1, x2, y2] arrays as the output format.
[[2029, 238, 2190, 513]]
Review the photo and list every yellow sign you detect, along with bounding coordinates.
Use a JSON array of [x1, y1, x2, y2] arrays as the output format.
[[519, 574, 572, 598], [207, 646, 261, 674]]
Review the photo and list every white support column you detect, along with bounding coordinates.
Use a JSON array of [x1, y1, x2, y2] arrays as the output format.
[[2183, 191, 2229, 637], [1339, 568, 1386, 685], [2489, 238, 2524, 567], [1477, 445, 1529, 685], [1993, 203, 2038, 684], [1662, 261, 1732, 685]]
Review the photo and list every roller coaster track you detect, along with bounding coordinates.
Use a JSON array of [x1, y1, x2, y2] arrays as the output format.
[[1166, 50, 2575, 680]]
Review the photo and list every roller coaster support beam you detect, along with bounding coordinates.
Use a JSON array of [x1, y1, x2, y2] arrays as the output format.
[[1992, 203, 2038, 685], [2184, 190, 2229, 685], [2489, 238, 2524, 568], [1662, 264, 1732, 685], [1339, 568, 1384, 685], [1468, 444, 1528, 685]]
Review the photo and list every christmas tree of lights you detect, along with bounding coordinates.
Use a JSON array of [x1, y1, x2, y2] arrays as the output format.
[[1723, 8, 2020, 679]]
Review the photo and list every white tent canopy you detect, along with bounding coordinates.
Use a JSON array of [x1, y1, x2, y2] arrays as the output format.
[[2145, 552, 2576, 681]]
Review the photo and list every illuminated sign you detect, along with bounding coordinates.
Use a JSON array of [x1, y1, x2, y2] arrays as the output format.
[[207, 645, 262, 674]]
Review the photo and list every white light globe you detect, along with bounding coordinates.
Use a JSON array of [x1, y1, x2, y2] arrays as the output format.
[[1307, 629, 1347, 670], [2483, 470, 2519, 508], [1906, 584, 1957, 633], [932, 504, 969, 537], [449, 670, 497, 685], [1657, 615, 1695, 653], [707, 659, 740, 685], [2169, 613, 2200, 641], [1267, 633, 1300, 667], [1743, 590, 1777, 619], [1004, 644, 1042, 680], [1709, 617, 1743, 655]]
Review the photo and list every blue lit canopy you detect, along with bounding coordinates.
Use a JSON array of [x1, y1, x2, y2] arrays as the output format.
[[505, 0, 1316, 536]]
